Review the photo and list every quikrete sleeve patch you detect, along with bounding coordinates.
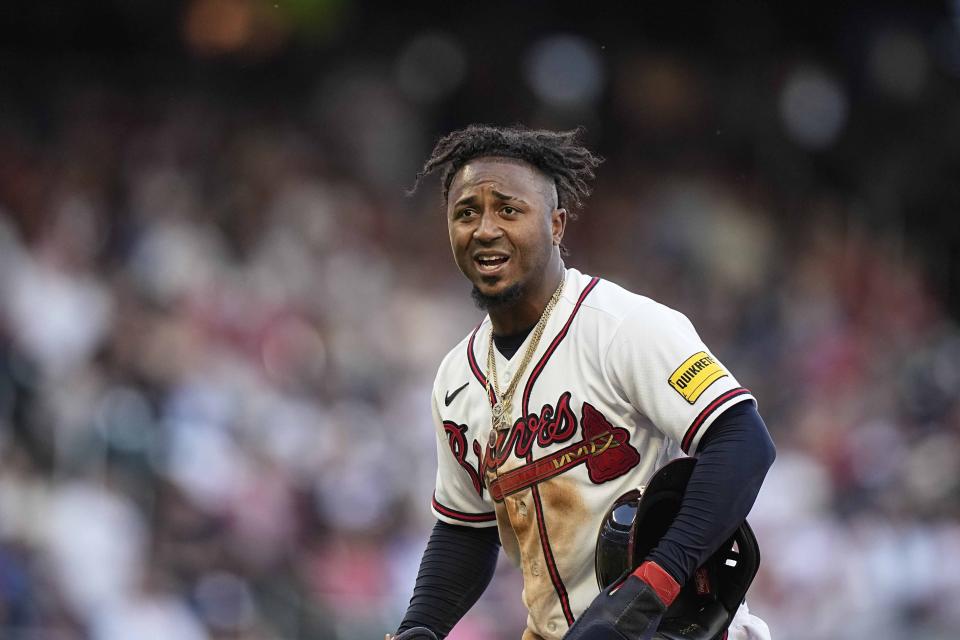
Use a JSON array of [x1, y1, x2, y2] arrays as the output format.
[[668, 351, 728, 404]]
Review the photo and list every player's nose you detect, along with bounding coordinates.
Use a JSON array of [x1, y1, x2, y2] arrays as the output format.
[[473, 210, 504, 242]]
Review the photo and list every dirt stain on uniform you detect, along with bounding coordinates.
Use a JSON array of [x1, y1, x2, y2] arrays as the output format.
[[536, 475, 588, 564], [494, 499, 521, 565], [502, 476, 590, 640], [502, 488, 555, 633]]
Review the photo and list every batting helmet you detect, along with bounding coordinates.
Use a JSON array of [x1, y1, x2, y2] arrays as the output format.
[[595, 458, 761, 640]]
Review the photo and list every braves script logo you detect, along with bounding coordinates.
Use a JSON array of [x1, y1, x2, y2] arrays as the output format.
[[443, 392, 640, 498], [442, 421, 485, 497], [485, 391, 578, 470]]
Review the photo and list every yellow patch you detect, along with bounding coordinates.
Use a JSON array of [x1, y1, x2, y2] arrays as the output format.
[[668, 351, 727, 404]]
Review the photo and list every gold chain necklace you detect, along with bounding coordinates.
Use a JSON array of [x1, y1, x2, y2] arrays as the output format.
[[486, 277, 565, 436]]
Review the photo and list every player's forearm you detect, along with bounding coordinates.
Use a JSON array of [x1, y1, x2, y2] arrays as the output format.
[[648, 400, 775, 585], [396, 520, 501, 638]]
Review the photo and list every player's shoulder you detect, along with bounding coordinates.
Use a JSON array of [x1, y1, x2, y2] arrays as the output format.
[[432, 320, 487, 392], [570, 268, 685, 328]]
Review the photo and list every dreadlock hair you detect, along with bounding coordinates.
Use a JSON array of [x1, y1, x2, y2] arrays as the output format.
[[412, 124, 603, 217]]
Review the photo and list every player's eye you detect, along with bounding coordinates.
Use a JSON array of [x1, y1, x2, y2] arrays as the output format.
[[455, 208, 476, 219], [502, 206, 518, 215]]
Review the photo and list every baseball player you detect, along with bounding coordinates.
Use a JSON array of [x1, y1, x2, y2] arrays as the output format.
[[391, 126, 776, 640]]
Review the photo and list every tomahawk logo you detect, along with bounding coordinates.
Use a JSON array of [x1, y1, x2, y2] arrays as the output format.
[[443, 394, 641, 500], [550, 428, 618, 470]]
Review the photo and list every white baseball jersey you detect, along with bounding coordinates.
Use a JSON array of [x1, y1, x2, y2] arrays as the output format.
[[430, 268, 770, 640]]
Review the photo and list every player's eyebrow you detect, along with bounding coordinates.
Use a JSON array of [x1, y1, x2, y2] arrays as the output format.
[[453, 194, 479, 208], [491, 190, 528, 205], [452, 191, 529, 208]]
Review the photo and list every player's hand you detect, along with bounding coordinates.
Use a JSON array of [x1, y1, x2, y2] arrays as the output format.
[[562, 561, 680, 640], [386, 627, 438, 640]]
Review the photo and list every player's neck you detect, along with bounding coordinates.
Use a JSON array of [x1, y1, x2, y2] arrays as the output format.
[[488, 262, 565, 336]]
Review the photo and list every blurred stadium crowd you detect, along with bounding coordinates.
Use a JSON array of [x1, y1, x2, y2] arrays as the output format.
[[1, 2, 960, 640]]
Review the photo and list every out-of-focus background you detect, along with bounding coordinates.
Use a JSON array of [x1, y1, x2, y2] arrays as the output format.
[[1, 1, 959, 639]]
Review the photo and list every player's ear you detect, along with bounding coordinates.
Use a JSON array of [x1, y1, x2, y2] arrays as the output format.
[[551, 208, 567, 246]]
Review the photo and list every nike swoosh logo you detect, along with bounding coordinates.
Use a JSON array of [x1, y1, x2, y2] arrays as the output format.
[[444, 382, 470, 406]]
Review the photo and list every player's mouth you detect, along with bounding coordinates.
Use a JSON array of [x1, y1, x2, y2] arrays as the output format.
[[474, 252, 510, 275]]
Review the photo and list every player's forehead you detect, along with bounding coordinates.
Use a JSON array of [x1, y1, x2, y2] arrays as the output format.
[[448, 156, 552, 203]]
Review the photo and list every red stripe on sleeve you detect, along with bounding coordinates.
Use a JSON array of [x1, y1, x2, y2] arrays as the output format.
[[431, 494, 496, 523], [681, 387, 751, 453]]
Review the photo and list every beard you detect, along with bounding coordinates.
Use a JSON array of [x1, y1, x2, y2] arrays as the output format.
[[471, 281, 525, 310]]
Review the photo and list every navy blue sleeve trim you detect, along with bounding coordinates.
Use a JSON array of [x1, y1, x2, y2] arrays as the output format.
[[647, 400, 775, 586], [397, 520, 501, 638]]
